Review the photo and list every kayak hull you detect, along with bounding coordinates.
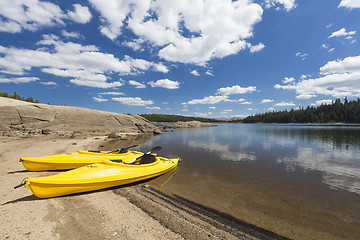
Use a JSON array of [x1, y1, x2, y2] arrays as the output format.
[[19, 151, 144, 171], [25, 157, 179, 198]]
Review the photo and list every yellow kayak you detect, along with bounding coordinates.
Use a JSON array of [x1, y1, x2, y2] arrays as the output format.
[[19, 150, 144, 171], [16, 154, 180, 198]]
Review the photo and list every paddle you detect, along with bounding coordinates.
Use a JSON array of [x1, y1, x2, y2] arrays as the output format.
[[127, 146, 162, 164]]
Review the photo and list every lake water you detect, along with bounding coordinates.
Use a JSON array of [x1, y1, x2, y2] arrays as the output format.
[[111, 124, 360, 239]]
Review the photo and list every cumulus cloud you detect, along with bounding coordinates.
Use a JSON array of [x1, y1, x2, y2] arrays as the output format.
[[112, 97, 153, 106], [339, 0, 360, 9], [40, 81, 57, 86], [98, 92, 125, 95], [205, 70, 214, 76], [93, 96, 108, 102], [264, 0, 297, 11], [216, 85, 256, 95], [129, 80, 146, 89], [249, 43, 265, 53], [89, 0, 264, 65], [146, 106, 160, 110], [283, 77, 295, 84], [311, 99, 333, 106], [0, 77, 39, 83], [240, 101, 252, 105], [187, 95, 229, 105], [261, 99, 274, 103], [187, 84, 256, 105], [67, 4, 92, 24], [61, 30, 83, 39], [148, 79, 180, 89], [0, 1, 91, 33], [274, 55, 360, 99], [190, 70, 200, 76], [274, 101, 295, 107], [329, 28, 356, 39], [0, 35, 168, 88]]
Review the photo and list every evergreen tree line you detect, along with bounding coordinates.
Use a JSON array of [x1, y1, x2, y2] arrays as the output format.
[[140, 114, 224, 123], [0, 90, 39, 103], [240, 98, 360, 123]]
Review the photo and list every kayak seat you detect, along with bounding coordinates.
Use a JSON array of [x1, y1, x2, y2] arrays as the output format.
[[88, 150, 101, 153], [118, 148, 128, 154], [139, 154, 156, 164]]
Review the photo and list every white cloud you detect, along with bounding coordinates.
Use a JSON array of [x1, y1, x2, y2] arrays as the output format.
[[190, 70, 200, 76], [129, 80, 146, 89], [205, 70, 214, 76], [209, 107, 216, 109], [321, 44, 329, 49], [274, 101, 295, 107], [148, 79, 180, 89], [93, 96, 108, 102], [264, 0, 297, 11], [40, 81, 57, 86], [0, 35, 168, 88], [295, 51, 308, 60], [153, 63, 169, 73], [123, 38, 145, 51], [261, 99, 274, 103], [187, 95, 229, 105], [216, 85, 256, 95], [112, 97, 154, 106], [187, 84, 256, 105], [61, 30, 82, 39], [89, 0, 264, 65], [240, 101, 252, 105], [268, 107, 275, 111], [146, 106, 160, 110], [329, 28, 356, 39], [67, 4, 92, 24], [283, 77, 295, 83], [0, 1, 91, 33], [0, 77, 39, 83], [339, 0, 360, 9], [249, 43, 265, 53], [311, 99, 333, 106], [98, 92, 125, 95]]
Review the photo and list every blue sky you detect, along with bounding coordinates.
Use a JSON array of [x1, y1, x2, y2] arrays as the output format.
[[0, 0, 359, 119]]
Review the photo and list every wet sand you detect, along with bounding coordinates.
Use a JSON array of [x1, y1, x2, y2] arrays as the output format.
[[0, 134, 286, 240]]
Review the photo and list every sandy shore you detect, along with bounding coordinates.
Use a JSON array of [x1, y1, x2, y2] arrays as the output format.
[[0, 134, 286, 240]]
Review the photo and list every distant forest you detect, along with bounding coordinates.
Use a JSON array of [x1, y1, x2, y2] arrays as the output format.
[[240, 98, 360, 123], [140, 114, 224, 123], [0, 90, 39, 103]]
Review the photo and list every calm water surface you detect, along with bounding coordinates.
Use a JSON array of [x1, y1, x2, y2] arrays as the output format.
[[114, 124, 360, 239]]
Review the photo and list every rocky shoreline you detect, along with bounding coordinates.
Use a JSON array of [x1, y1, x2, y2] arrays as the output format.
[[0, 97, 217, 139]]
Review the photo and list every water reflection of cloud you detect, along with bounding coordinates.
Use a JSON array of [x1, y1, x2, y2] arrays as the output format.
[[277, 147, 360, 194], [187, 141, 256, 162]]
